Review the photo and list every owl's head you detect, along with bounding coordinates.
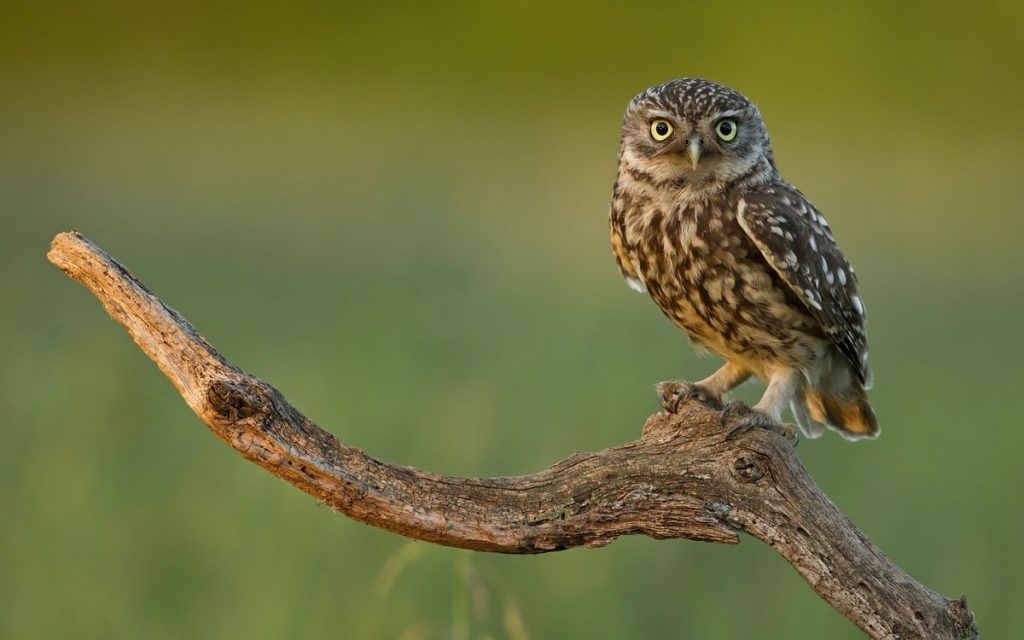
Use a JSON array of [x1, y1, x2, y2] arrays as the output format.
[[620, 78, 774, 187]]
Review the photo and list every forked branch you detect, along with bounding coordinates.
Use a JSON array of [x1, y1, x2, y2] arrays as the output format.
[[47, 231, 977, 639]]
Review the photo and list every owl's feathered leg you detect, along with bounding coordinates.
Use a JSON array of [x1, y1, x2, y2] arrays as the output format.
[[723, 369, 800, 444], [657, 361, 751, 413]]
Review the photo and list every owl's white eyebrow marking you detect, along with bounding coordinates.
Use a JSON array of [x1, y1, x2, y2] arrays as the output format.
[[645, 109, 679, 120], [713, 109, 745, 119]]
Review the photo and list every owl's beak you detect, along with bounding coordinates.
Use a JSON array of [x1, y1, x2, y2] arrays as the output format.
[[686, 138, 703, 169]]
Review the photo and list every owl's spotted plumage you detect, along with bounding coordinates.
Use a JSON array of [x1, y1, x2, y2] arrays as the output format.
[[610, 78, 878, 440]]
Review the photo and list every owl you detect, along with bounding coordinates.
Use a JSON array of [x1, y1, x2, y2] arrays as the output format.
[[609, 78, 878, 441]]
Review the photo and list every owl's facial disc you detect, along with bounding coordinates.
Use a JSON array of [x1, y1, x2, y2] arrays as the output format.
[[620, 78, 774, 186], [621, 108, 767, 185]]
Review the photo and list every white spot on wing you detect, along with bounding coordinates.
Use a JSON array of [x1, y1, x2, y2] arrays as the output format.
[[852, 295, 865, 316], [804, 289, 823, 310]]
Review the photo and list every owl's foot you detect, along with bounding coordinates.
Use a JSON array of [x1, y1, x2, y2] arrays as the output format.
[[657, 380, 723, 414], [721, 400, 799, 446]]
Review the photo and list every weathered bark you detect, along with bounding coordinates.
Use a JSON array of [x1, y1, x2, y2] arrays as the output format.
[[47, 231, 978, 639]]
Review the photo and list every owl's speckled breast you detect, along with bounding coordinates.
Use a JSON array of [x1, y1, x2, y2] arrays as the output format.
[[611, 183, 825, 379]]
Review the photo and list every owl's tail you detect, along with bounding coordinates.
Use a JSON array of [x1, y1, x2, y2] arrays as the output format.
[[790, 363, 880, 440]]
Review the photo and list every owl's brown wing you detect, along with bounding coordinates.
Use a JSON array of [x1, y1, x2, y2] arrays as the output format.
[[737, 184, 872, 387], [609, 215, 646, 293]]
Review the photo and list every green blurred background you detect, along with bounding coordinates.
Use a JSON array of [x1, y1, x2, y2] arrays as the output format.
[[2, 1, 1022, 638]]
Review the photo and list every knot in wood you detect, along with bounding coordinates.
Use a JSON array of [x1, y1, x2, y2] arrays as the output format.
[[731, 454, 766, 483], [207, 380, 258, 421]]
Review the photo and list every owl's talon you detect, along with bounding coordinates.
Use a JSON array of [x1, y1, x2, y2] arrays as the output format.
[[657, 380, 723, 414], [721, 400, 799, 446]]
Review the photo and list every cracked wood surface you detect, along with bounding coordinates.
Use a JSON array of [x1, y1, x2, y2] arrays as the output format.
[[47, 231, 978, 639]]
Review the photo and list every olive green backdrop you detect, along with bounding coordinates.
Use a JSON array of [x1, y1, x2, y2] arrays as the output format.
[[2, 2, 1021, 638]]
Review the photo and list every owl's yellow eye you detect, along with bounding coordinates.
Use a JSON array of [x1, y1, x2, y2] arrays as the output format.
[[715, 119, 738, 141], [650, 120, 673, 141]]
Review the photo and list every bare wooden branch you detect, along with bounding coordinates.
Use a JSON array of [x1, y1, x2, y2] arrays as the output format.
[[47, 231, 978, 639]]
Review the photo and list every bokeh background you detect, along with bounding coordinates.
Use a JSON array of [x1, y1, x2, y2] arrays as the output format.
[[2, 2, 1022, 638]]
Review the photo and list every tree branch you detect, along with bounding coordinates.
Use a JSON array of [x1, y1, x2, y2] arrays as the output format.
[[47, 231, 977, 639]]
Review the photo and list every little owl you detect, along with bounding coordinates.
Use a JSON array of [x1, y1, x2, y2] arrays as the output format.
[[609, 78, 878, 441]]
